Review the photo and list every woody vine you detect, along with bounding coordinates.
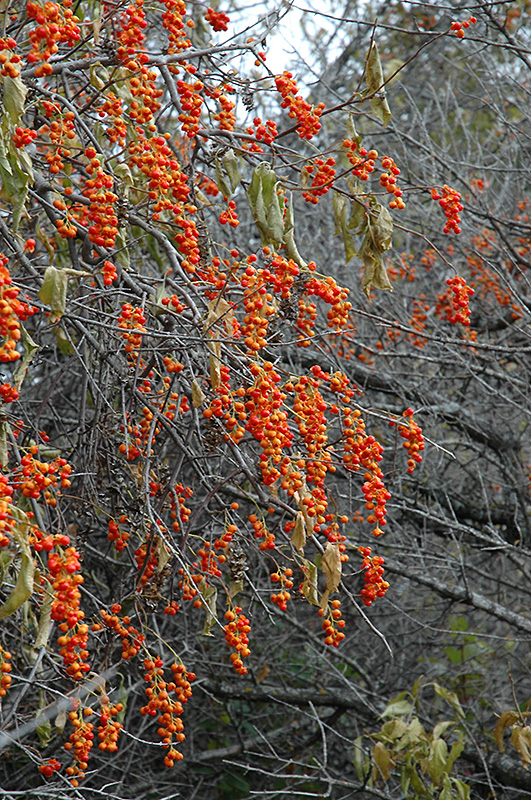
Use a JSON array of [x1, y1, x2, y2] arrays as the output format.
[[0, 1, 528, 795]]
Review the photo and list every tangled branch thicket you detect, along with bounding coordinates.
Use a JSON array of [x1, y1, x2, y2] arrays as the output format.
[[0, 0, 530, 797]]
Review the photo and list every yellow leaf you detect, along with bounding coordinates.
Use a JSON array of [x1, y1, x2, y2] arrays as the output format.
[[321, 541, 342, 594], [192, 379, 206, 408], [373, 741, 392, 780], [290, 512, 306, 554]]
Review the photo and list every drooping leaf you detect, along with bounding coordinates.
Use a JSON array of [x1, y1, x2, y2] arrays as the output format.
[[333, 194, 357, 264], [300, 559, 319, 606], [428, 737, 448, 786], [39, 266, 68, 322], [433, 683, 465, 719], [290, 512, 307, 554], [3, 74, 28, 125], [320, 541, 341, 609], [223, 149, 242, 192], [283, 192, 306, 268], [13, 326, 39, 390], [366, 43, 392, 126], [192, 379, 206, 408], [359, 237, 392, 296], [0, 509, 34, 620], [215, 155, 231, 199], [495, 710, 519, 752], [0, 136, 30, 231], [510, 725, 531, 769], [201, 585, 218, 636], [373, 741, 392, 780]]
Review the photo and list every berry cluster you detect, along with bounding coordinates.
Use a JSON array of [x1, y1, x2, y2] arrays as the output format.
[[0, 37, 21, 78], [270, 568, 294, 610], [102, 261, 118, 286], [224, 607, 251, 674], [118, 304, 147, 359], [12, 127, 38, 149], [12, 451, 72, 504], [318, 600, 346, 647], [95, 605, 146, 660], [302, 157, 336, 204], [445, 275, 474, 325], [97, 696, 124, 752], [48, 546, 89, 680], [0, 383, 19, 404], [140, 658, 193, 766], [343, 140, 377, 182], [219, 199, 240, 227], [26, 1, 81, 76], [205, 7, 230, 32], [108, 515, 130, 551], [380, 156, 405, 209], [249, 513, 276, 550], [431, 185, 463, 234], [342, 410, 389, 536], [64, 706, 94, 786], [275, 72, 325, 140], [451, 15, 477, 38], [39, 758, 62, 778], [0, 647, 12, 696], [391, 408, 425, 473], [83, 149, 119, 249], [360, 547, 389, 606], [0, 257, 38, 362], [244, 117, 277, 153]]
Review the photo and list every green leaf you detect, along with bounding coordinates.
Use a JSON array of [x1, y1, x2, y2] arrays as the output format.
[[332, 194, 357, 263], [115, 227, 130, 268], [366, 43, 392, 126], [39, 266, 68, 322], [247, 163, 286, 248], [0, 509, 34, 620], [359, 235, 392, 296], [0, 131, 30, 231], [439, 775, 453, 800], [13, 326, 39, 390], [300, 558, 319, 606], [433, 683, 465, 719], [3, 74, 28, 125], [36, 715, 52, 748], [373, 205, 393, 251], [201, 585, 218, 636], [353, 736, 370, 782], [283, 192, 306, 268], [223, 149, 242, 192], [428, 737, 448, 786], [215, 155, 232, 198], [444, 645, 463, 665], [382, 698, 413, 718], [453, 778, 471, 800], [445, 738, 464, 775]]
